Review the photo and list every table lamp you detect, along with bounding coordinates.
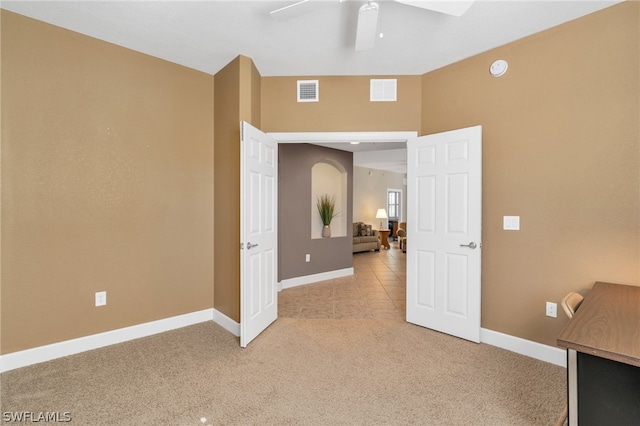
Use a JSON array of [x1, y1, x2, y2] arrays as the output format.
[[376, 208, 388, 230]]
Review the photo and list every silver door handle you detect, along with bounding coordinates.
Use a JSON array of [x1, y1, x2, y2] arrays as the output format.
[[460, 242, 477, 249], [247, 242, 259, 249]]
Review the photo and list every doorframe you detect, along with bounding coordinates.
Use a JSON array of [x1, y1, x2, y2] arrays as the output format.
[[269, 131, 417, 145]]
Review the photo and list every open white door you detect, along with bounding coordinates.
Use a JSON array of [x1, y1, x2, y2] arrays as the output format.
[[406, 126, 482, 343], [240, 121, 278, 347]]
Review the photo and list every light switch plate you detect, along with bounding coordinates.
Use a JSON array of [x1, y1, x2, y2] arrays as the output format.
[[503, 216, 520, 231]]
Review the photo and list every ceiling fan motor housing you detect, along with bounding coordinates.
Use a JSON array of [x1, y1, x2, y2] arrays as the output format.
[[355, 1, 380, 51]]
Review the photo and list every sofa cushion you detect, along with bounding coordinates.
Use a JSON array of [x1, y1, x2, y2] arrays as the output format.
[[354, 235, 378, 244], [353, 222, 375, 238]]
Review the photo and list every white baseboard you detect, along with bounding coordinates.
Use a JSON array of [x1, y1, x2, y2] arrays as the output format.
[[279, 267, 354, 290], [213, 309, 240, 337], [481, 328, 567, 367], [0, 308, 240, 373], [0, 311, 564, 372]]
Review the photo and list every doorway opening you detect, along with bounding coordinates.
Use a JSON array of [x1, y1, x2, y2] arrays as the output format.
[[271, 130, 415, 291], [269, 131, 414, 322]]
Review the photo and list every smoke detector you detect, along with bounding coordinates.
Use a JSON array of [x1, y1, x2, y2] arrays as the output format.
[[490, 60, 508, 77]]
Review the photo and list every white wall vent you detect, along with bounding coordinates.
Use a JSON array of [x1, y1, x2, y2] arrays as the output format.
[[370, 79, 397, 102], [297, 80, 319, 102]]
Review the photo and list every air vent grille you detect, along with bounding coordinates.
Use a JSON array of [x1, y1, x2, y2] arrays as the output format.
[[297, 80, 319, 102], [370, 79, 397, 102]]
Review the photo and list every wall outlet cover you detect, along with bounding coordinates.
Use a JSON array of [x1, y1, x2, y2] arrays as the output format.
[[95, 291, 107, 307], [546, 301, 557, 318]]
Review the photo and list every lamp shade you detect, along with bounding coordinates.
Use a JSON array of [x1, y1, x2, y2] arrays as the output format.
[[376, 209, 388, 219]]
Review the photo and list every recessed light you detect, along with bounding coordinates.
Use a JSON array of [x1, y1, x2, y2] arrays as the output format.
[[350, 141, 360, 145]]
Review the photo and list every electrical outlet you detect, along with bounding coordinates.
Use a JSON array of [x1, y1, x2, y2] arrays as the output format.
[[95, 291, 107, 307], [305, 254, 310, 262], [546, 301, 557, 318]]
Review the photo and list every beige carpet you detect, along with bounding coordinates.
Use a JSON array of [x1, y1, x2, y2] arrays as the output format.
[[1, 318, 566, 425]]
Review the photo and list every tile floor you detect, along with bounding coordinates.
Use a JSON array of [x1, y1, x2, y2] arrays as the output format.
[[278, 242, 406, 320]]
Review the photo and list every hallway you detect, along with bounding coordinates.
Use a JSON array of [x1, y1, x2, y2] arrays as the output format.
[[278, 243, 406, 320]]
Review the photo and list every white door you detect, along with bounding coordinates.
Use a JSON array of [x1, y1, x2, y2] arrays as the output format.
[[240, 121, 278, 347], [406, 126, 482, 343]]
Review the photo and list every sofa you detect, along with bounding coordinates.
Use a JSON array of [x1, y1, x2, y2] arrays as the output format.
[[353, 222, 381, 253]]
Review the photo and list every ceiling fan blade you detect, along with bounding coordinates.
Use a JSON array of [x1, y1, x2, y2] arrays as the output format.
[[270, 0, 342, 20], [355, 1, 379, 51], [394, 0, 475, 17], [270, 0, 315, 20]]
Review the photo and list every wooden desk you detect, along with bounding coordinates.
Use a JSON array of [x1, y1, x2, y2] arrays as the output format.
[[378, 229, 390, 249], [557, 282, 640, 425]]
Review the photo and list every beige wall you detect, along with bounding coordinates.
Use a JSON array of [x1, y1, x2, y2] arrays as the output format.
[[213, 55, 261, 322], [1, 11, 215, 354], [261, 75, 421, 132], [213, 57, 241, 322], [353, 166, 407, 227], [1, 1, 637, 356], [421, 2, 639, 346]]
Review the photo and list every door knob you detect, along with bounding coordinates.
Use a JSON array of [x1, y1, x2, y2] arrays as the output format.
[[460, 242, 477, 249], [247, 242, 259, 249]]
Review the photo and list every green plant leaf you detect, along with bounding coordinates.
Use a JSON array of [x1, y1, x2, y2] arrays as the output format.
[[316, 194, 340, 226]]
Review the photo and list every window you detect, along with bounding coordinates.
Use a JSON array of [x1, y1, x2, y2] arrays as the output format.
[[387, 189, 401, 221]]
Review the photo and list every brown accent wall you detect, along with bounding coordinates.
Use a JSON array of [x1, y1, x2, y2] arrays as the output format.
[[279, 144, 353, 281], [421, 2, 639, 346], [1, 11, 215, 354], [261, 76, 421, 132], [213, 55, 261, 322]]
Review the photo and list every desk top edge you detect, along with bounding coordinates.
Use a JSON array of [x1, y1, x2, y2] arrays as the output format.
[[557, 281, 640, 367]]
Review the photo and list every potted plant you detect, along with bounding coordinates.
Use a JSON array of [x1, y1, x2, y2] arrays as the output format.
[[316, 194, 339, 238]]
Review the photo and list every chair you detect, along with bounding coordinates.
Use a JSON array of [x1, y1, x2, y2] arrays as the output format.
[[391, 221, 399, 240], [396, 222, 407, 252], [561, 292, 584, 319], [555, 291, 585, 426]]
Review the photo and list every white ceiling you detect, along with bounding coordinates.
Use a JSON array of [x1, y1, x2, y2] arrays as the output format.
[[353, 148, 408, 174], [2, 0, 621, 77], [312, 142, 407, 174], [272, 131, 412, 173], [1, 0, 622, 173]]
